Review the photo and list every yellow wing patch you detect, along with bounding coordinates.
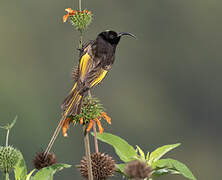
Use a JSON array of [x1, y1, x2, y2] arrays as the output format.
[[79, 53, 91, 80], [90, 69, 108, 88]]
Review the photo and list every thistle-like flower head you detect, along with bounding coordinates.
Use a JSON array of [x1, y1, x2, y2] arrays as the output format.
[[79, 152, 115, 180], [63, 8, 93, 32], [33, 151, 57, 170], [62, 97, 111, 136], [125, 160, 152, 180], [0, 146, 20, 173]]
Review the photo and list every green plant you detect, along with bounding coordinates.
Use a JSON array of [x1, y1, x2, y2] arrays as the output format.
[[0, 117, 71, 180], [93, 132, 196, 180], [0, 0, 197, 179]]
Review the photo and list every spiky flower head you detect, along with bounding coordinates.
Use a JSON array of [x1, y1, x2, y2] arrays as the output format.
[[79, 152, 115, 180], [75, 97, 111, 133], [72, 97, 104, 124], [63, 8, 93, 32], [62, 97, 111, 136], [125, 160, 152, 180], [0, 146, 20, 173], [33, 151, 57, 170]]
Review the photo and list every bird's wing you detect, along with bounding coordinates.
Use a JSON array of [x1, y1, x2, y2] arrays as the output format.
[[86, 62, 108, 88], [61, 42, 94, 110], [61, 41, 109, 111], [78, 42, 109, 90]]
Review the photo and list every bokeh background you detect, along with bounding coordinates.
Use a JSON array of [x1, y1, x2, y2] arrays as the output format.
[[0, 0, 221, 179]]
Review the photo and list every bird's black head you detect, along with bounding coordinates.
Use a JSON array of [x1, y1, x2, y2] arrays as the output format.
[[98, 30, 136, 45]]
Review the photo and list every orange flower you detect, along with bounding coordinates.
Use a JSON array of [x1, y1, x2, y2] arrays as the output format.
[[65, 8, 75, 14], [95, 118, 104, 134], [101, 112, 111, 124], [62, 118, 71, 137], [86, 120, 94, 132], [80, 117, 83, 124], [85, 10, 89, 13], [63, 8, 76, 23], [88, 11, 92, 15]]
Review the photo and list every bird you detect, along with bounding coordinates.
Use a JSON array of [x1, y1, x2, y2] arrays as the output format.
[[61, 30, 136, 117], [44, 30, 135, 158]]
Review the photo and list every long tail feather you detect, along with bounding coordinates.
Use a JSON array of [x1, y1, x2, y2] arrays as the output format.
[[63, 89, 83, 117], [61, 82, 77, 110], [44, 83, 83, 158]]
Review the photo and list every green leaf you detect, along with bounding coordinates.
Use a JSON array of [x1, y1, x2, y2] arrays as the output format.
[[136, 145, 145, 160], [0, 116, 17, 130], [116, 164, 126, 174], [26, 169, 36, 180], [116, 164, 129, 178], [152, 158, 196, 180], [92, 132, 138, 162], [9, 116, 17, 129], [14, 151, 27, 180], [152, 168, 180, 177], [33, 163, 71, 180], [149, 143, 180, 163]]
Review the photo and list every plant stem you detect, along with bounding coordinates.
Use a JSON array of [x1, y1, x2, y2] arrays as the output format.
[[78, 0, 92, 178], [79, 33, 83, 49], [78, 0, 83, 48], [87, 90, 99, 153], [93, 123, 99, 153], [83, 127, 93, 180], [3, 173, 10, 180], [87, 90, 91, 97], [79, 0, 81, 11], [6, 129, 9, 147]]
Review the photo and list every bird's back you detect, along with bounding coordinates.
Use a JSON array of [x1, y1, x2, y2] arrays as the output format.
[[92, 37, 116, 70]]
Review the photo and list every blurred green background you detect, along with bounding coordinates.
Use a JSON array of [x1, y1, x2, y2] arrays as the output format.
[[0, 0, 221, 179]]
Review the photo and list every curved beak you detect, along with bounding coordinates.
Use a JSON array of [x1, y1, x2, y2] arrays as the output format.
[[118, 32, 136, 38]]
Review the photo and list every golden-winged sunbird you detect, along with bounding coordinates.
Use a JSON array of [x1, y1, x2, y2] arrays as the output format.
[[44, 30, 135, 157]]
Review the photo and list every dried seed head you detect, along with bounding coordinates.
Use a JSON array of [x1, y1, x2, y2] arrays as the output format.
[[80, 152, 115, 180], [125, 160, 152, 180], [33, 151, 57, 170], [0, 146, 20, 173]]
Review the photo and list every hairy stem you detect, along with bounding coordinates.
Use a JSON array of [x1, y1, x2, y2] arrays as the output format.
[[79, 33, 83, 49], [79, 0, 93, 175], [88, 90, 99, 153], [6, 129, 9, 147], [88, 90, 91, 97], [83, 127, 93, 180], [93, 123, 99, 153], [79, 0, 82, 11]]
